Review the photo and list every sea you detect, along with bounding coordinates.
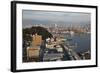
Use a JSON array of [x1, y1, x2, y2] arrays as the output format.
[[63, 33, 91, 53]]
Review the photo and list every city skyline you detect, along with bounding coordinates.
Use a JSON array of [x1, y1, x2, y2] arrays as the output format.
[[22, 10, 91, 28], [22, 10, 91, 62]]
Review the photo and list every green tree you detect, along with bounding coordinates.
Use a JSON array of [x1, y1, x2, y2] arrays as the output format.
[[23, 26, 53, 41]]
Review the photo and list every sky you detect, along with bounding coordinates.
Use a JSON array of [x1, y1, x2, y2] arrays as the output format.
[[22, 10, 91, 28]]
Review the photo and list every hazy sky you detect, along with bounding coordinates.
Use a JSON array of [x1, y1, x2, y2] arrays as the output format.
[[22, 10, 91, 28]]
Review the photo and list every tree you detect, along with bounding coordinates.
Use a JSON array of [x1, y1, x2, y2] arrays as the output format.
[[23, 26, 53, 41]]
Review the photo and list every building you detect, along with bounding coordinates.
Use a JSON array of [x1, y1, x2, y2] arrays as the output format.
[[27, 47, 39, 58], [43, 53, 64, 61], [32, 33, 42, 46], [27, 33, 42, 62]]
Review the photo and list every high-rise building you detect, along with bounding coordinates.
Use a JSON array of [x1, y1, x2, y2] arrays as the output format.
[[32, 33, 42, 46], [27, 33, 42, 62]]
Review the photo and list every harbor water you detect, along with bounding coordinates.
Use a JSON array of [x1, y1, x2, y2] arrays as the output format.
[[64, 33, 91, 53]]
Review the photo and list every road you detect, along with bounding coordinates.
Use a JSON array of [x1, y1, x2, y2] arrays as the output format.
[[60, 44, 81, 60]]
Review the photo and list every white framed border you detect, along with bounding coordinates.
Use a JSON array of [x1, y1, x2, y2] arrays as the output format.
[[15, 2, 97, 70]]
